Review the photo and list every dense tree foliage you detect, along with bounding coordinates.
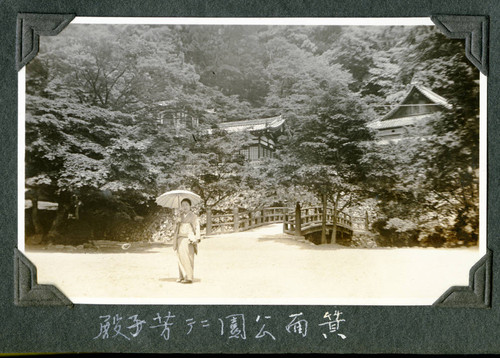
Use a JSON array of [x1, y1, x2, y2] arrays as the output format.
[[25, 23, 480, 247], [267, 94, 373, 243], [364, 27, 480, 247]]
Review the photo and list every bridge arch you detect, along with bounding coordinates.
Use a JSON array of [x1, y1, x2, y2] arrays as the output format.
[[205, 203, 353, 244]]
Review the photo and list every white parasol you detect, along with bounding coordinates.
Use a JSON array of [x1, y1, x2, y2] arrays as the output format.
[[155, 189, 202, 209]]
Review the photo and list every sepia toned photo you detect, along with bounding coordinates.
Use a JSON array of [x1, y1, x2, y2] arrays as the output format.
[[20, 17, 485, 305]]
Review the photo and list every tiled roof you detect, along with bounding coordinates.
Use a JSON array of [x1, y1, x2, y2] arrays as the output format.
[[218, 115, 285, 132], [415, 85, 452, 109], [367, 114, 432, 129], [381, 84, 452, 121]]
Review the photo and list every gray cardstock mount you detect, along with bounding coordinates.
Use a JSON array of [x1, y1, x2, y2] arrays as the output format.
[[14, 249, 73, 307], [431, 15, 489, 76], [16, 13, 75, 71], [15, 13, 491, 308]]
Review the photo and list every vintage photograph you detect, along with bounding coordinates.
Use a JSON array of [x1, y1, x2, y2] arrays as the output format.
[[20, 18, 484, 305]]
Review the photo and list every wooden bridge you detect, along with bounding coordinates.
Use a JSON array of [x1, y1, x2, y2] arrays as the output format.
[[205, 203, 353, 244]]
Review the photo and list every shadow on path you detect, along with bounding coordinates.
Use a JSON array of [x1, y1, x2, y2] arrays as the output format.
[[256, 234, 351, 250], [26, 242, 172, 254], [159, 278, 202, 283]]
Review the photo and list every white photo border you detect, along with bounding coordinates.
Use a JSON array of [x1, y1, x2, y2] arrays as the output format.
[[18, 16, 488, 306]]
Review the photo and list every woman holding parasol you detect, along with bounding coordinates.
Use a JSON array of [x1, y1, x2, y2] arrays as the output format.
[[156, 190, 201, 284]]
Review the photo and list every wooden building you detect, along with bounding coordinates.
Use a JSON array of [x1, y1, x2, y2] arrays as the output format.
[[368, 84, 452, 141], [218, 115, 286, 161], [154, 101, 286, 161], [155, 101, 199, 134]]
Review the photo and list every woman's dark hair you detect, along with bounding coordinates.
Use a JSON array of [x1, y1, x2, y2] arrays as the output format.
[[181, 198, 192, 206]]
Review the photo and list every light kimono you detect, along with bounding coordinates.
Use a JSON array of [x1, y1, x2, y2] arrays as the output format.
[[173, 210, 200, 282]]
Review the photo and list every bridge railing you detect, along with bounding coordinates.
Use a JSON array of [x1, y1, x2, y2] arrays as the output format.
[[206, 204, 352, 236], [206, 207, 290, 235], [283, 205, 352, 236]]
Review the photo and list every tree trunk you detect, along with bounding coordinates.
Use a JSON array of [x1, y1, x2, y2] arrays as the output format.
[[295, 202, 301, 237], [46, 203, 69, 242], [330, 197, 339, 244], [233, 207, 239, 232], [321, 194, 327, 244], [30, 196, 45, 244], [206, 208, 212, 235], [31, 198, 44, 235], [74, 196, 81, 220], [330, 209, 338, 244]]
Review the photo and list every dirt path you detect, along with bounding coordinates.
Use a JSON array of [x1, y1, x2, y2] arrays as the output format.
[[24, 224, 482, 305]]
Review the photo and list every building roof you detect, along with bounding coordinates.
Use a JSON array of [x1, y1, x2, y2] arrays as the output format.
[[367, 114, 433, 130], [415, 85, 452, 109], [367, 84, 452, 131], [381, 84, 452, 121], [218, 115, 285, 133]]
